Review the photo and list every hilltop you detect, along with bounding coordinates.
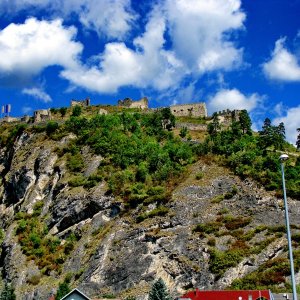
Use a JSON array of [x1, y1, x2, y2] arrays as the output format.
[[0, 104, 299, 299]]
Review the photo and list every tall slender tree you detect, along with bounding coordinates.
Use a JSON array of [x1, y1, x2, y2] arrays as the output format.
[[238, 109, 252, 134]]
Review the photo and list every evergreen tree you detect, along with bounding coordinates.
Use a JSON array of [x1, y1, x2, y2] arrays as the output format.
[[0, 283, 16, 300], [259, 118, 275, 150], [274, 122, 286, 150], [148, 278, 171, 300], [208, 113, 220, 137], [296, 128, 300, 150], [238, 109, 252, 134]]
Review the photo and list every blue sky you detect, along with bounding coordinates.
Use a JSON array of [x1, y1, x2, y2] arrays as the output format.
[[0, 0, 300, 144]]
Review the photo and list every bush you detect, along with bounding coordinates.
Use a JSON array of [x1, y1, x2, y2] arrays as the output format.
[[195, 171, 204, 180], [67, 153, 84, 172], [46, 121, 59, 136], [209, 248, 243, 278], [193, 222, 221, 234], [72, 105, 82, 117]]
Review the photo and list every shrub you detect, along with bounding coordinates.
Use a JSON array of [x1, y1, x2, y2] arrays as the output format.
[[67, 153, 84, 172], [211, 195, 224, 204], [59, 107, 67, 117], [193, 222, 221, 234], [72, 105, 82, 117], [136, 206, 169, 223], [195, 171, 204, 180], [209, 248, 243, 278], [46, 121, 59, 136]]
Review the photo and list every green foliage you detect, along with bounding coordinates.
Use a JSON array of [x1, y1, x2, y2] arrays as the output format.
[[217, 215, 252, 230], [66, 153, 84, 172], [179, 126, 188, 138], [55, 277, 71, 300], [59, 107, 67, 117], [148, 278, 171, 300], [136, 206, 169, 223], [72, 105, 82, 117], [209, 248, 243, 278], [46, 121, 59, 136], [231, 257, 293, 291], [193, 221, 221, 235], [15, 211, 79, 274], [195, 171, 204, 180], [0, 283, 16, 300]]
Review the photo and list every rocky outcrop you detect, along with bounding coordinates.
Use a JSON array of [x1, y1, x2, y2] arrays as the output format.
[[0, 132, 299, 300]]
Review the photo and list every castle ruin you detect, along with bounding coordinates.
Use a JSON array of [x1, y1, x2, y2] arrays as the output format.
[[34, 109, 51, 123], [70, 97, 90, 107], [170, 103, 207, 118], [215, 109, 241, 126], [118, 97, 148, 110]]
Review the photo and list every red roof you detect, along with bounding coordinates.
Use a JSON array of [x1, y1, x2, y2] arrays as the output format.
[[181, 289, 273, 300]]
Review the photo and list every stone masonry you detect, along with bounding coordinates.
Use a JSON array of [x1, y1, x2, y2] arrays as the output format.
[[170, 103, 207, 118], [118, 97, 148, 109]]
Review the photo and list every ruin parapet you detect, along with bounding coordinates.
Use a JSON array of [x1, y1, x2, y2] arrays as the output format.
[[170, 103, 207, 118], [34, 109, 51, 123], [118, 97, 148, 110], [70, 97, 90, 107]]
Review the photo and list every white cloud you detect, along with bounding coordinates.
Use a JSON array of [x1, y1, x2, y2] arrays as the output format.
[[208, 88, 261, 114], [0, 0, 246, 95], [62, 0, 245, 94], [274, 105, 300, 145], [0, 18, 82, 76], [164, 0, 245, 73], [22, 87, 52, 103], [61, 9, 186, 93], [263, 37, 300, 81], [0, 0, 135, 40]]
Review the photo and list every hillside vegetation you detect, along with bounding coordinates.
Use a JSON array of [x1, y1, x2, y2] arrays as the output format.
[[0, 105, 299, 299]]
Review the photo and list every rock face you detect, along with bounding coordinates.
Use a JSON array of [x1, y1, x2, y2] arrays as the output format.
[[0, 131, 299, 300]]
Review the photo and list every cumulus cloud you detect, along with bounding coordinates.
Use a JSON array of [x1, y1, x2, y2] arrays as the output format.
[[0, 0, 246, 94], [0, 0, 135, 40], [274, 105, 300, 145], [164, 0, 245, 73], [22, 87, 52, 103], [0, 18, 82, 77], [61, 9, 186, 93], [263, 37, 300, 81], [207, 88, 261, 114], [62, 0, 245, 93]]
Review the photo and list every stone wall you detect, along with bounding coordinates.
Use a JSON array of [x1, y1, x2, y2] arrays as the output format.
[[170, 103, 207, 118], [71, 97, 90, 107], [34, 109, 51, 123], [215, 109, 241, 126], [118, 97, 148, 109]]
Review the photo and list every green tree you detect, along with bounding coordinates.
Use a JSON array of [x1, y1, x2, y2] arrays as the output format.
[[72, 105, 82, 117], [0, 283, 16, 300], [160, 108, 175, 131], [59, 107, 67, 118], [239, 110, 252, 134], [148, 278, 171, 300], [208, 113, 220, 136], [46, 121, 59, 136]]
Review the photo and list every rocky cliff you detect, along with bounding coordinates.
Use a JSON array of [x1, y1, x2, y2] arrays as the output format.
[[0, 127, 299, 299]]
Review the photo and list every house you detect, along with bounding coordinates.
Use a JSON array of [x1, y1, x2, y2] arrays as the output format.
[[60, 288, 91, 300], [180, 289, 275, 300]]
